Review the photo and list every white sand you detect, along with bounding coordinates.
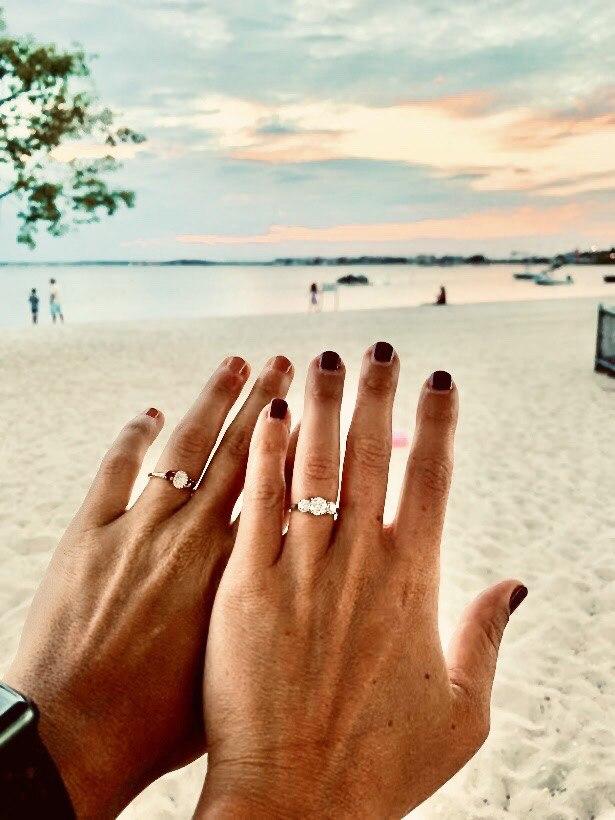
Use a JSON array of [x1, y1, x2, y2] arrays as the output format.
[[0, 298, 613, 818]]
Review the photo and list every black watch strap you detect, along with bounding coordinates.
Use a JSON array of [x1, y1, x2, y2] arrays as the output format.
[[0, 715, 75, 820]]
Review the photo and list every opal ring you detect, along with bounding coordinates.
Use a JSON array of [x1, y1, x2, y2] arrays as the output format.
[[148, 470, 197, 492], [292, 497, 338, 518]]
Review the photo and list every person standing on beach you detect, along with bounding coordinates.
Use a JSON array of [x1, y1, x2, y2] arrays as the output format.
[[436, 284, 447, 305], [309, 281, 320, 312], [28, 288, 40, 324], [49, 278, 64, 323]]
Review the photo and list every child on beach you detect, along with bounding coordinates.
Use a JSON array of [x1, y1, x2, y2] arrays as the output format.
[[28, 288, 39, 324], [309, 281, 320, 311], [49, 278, 64, 323]]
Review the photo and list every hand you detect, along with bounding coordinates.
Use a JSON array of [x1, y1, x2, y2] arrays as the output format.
[[5, 354, 294, 818], [198, 345, 527, 818]]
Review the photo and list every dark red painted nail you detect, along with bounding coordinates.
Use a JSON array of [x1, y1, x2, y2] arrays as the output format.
[[509, 585, 528, 614], [374, 341, 394, 363], [430, 370, 452, 391], [320, 350, 341, 371], [270, 398, 288, 420], [146, 407, 160, 418]]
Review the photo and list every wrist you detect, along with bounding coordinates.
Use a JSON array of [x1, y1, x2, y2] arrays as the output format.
[[197, 753, 365, 819], [4, 671, 129, 818]]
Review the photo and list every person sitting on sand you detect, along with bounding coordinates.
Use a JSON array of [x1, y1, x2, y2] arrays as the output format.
[[0, 346, 526, 817], [28, 287, 39, 324], [49, 278, 64, 324], [436, 284, 447, 305]]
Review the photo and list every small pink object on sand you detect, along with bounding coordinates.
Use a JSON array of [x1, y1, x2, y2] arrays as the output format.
[[392, 429, 409, 448]]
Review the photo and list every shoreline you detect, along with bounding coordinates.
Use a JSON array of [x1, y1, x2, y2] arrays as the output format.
[[0, 293, 610, 337]]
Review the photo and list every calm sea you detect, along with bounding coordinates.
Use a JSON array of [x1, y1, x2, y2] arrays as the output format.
[[1, 263, 613, 328]]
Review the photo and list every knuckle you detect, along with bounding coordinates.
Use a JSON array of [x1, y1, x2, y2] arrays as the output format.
[[301, 453, 339, 483], [480, 616, 505, 659], [213, 369, 242, 397], [259, 434, 284, 455], [360, 370, 394, 398], [310, 376, 342, 404], [412, 454, 452, 497], [123, 417, 151, 438], [348, 434, 390, 474], [100, 447, 139, 479], [172, 422, 206, 461], [421, 401, 456, 426], [257, 368, 284, 396], [245, 479, 285, 510], [225, 427, 252, 462]]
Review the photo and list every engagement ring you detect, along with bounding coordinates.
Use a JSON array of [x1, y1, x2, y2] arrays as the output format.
[[148, 470, 197, 492], [292, 497, 338, 518]]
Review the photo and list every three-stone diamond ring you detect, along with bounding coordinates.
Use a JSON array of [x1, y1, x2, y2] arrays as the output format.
[[292, 496, 338, 518], [147, 469, 197, 492]]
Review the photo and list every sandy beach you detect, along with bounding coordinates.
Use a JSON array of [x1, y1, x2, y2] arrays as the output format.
[[0, 297, 613, 818]]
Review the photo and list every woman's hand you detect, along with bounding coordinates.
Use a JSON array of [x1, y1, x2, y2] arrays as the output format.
[[5, 354, 294, 818], [199, 345, 527, 818]]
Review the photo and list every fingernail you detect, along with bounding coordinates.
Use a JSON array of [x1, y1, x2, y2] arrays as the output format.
[[272, 355, 292, 374], [430, 370, 452, 391], [270, 398, 288, 420], [227, 356, 249, 376], [509, 585, 528, 614], [373, 341, 394, 364], [320, 350, 341, 371], [146, 407, 160, 419]]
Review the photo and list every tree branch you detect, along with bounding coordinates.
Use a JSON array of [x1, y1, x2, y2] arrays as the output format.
[[0, 187, 15, 199]]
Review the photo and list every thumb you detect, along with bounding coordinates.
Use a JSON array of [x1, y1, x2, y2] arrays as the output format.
[[446, 580, 527, 710]]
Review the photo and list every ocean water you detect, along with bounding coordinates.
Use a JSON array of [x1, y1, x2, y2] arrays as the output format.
[[0, 263, 613, 328]]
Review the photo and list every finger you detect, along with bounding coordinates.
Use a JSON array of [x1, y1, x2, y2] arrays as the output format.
[[284, 422, 301, 511], [194, 355, 293, 518], [393, 371, 458, 576], [339, 342, 399, 534], [139, 356, 250, 516], [80, 408, 164, 526], [447, 580, 527, 720], [231, 399, 291, 569], [285, 351, 345, 566], [230, 420, 299, 541]]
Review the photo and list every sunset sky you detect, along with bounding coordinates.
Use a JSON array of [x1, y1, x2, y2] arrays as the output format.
[[1, 0, 614, 260]]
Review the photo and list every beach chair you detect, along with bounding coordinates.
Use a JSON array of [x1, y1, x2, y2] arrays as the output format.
[[595, 304, 615, 376]]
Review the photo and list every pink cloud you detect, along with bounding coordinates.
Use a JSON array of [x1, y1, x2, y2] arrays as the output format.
[[502, 84, 615, 149], [177, 203, 584, 245], [421, 90, 498, 118]]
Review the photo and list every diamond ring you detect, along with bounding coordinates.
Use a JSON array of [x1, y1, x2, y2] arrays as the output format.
[[292, 496, 338, 518], [148, 470, 197, 492]]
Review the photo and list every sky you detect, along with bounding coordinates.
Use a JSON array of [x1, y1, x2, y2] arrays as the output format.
[[0, 0, 614, 261]]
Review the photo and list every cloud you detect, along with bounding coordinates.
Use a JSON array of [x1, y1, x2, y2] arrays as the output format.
[[176, 203, 584, 245], [502, 85, 615, 149], [154, 89, 615, 197]]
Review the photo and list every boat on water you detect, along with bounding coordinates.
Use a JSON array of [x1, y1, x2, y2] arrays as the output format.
[[535, 273, 574, 287], [336, 273, 370, 286], [604, 274, 615, 283], [513, 259, 562, 281], [512, 263, 536, 280]]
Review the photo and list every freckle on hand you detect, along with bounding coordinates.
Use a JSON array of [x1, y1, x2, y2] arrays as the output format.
[[424, 672, 431, 680]]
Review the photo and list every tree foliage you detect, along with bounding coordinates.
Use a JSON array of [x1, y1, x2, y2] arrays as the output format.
[[0, 9, 145, 247]]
